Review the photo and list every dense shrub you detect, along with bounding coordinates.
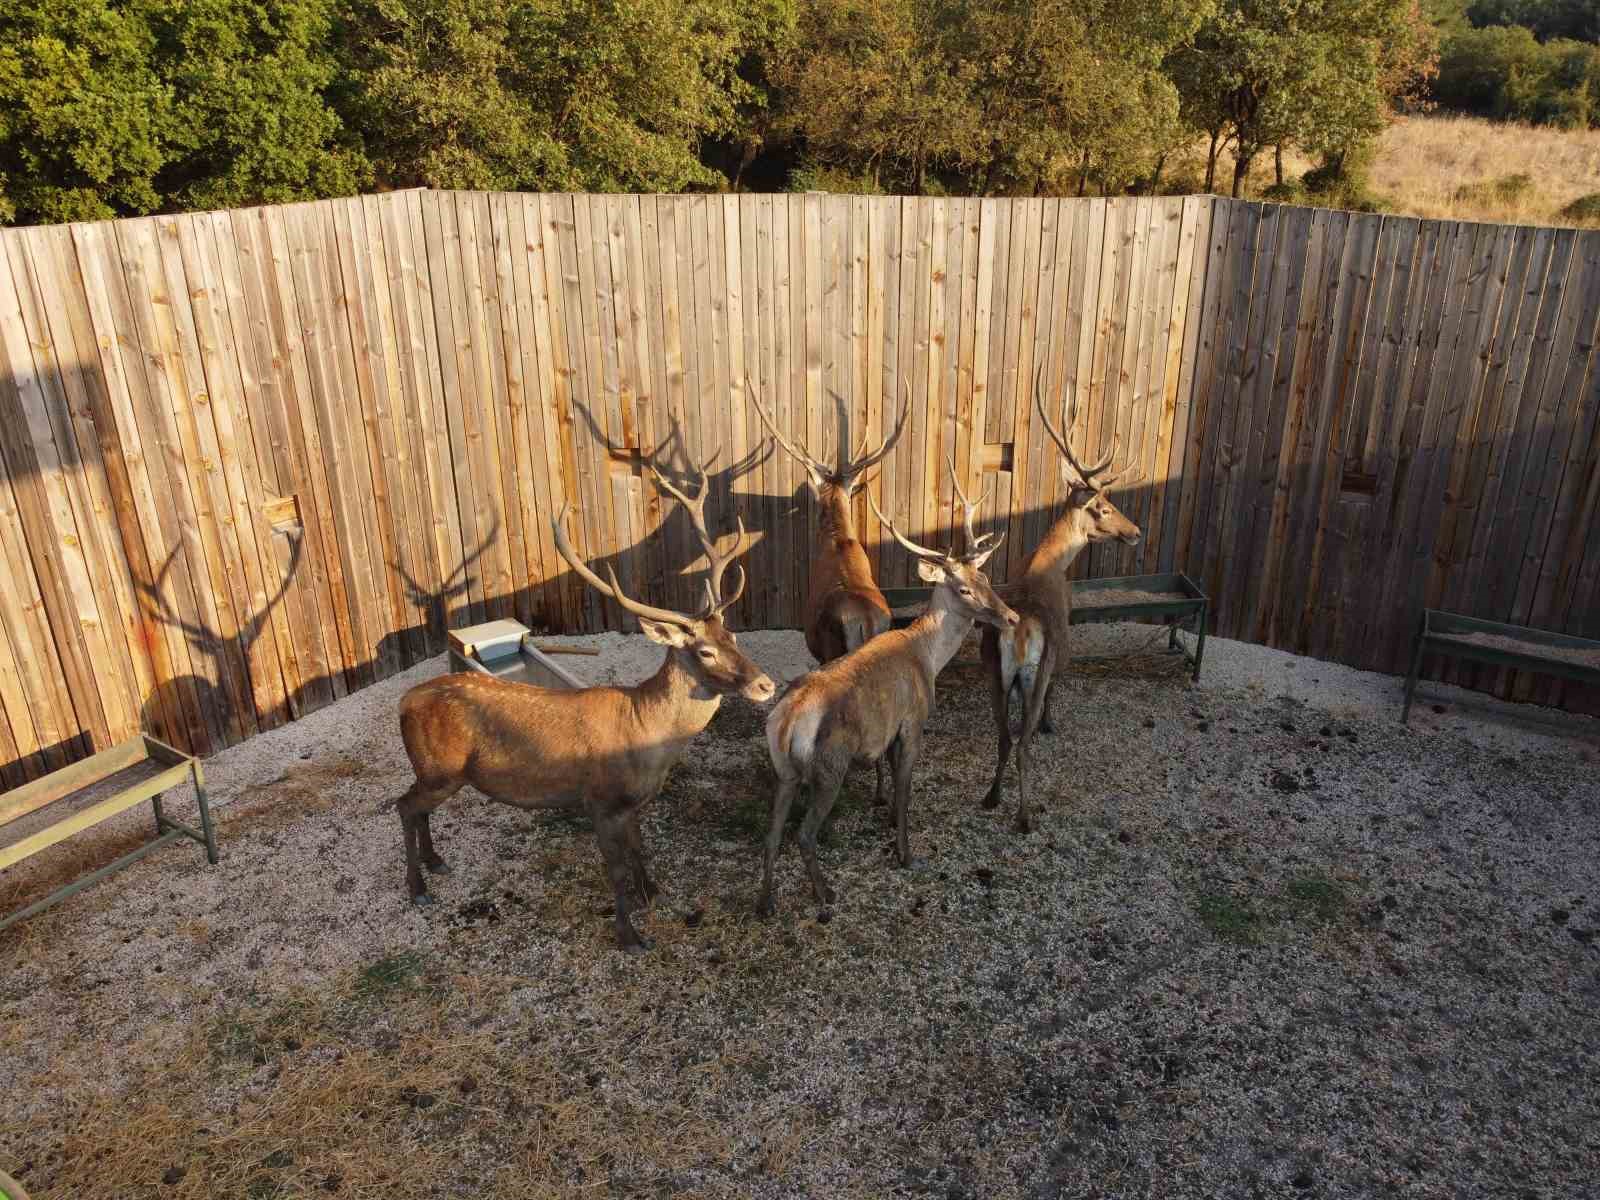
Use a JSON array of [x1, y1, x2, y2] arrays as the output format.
[[1559, 193, 1600, 222], [1434, 24, 1600, 125], [1453, 171, 1537, 204]]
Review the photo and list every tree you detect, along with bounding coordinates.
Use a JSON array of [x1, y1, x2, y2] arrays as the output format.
[[0, 0, 364, 225], [0, 0, 171, 223], [770, 0, 983, 193], [1467, 0, 1600, 44], [1170, 0, 1435, 197], [336, 0, 788, 194], [160, 0, 367, 211]]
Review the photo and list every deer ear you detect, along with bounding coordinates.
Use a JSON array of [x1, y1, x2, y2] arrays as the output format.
[[637, 618, 695, 648], [916, 558, 948, 584]]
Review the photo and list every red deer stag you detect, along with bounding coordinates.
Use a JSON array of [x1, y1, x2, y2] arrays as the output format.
[[759, 475, 1018, 918], [392, 456, 776, 953], [746, 375, 910, 801], [980, 367, 1141, 833]]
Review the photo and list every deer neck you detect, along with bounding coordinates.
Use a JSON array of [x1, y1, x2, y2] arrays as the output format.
[[818, 486, 857, 542], [1023, 511, 1092, 585], [904, 589, 974, 680], [630, 648, 721, 738]]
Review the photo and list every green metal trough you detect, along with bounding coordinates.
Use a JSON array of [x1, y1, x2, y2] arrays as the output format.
[[883, 570, 1209, 681], [0, 733, 217, 934], [1402, 608, 1600, 723]]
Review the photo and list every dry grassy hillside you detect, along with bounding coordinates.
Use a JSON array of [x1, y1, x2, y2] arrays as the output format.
[[1230, 114, 1600, 229], [1369, 115, 1600, 226]]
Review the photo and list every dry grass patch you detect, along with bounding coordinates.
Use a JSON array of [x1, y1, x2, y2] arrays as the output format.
[[1204, 114, 1600, 228], [7, 954, 790, 1200], [1370, 115, 1600, 226]]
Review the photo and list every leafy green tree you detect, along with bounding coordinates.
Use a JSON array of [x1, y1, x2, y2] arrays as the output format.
[[1170, 0, 1434, 197], [0, 0, 171, 223], [161, 0, 367, 211], [336, 0, 789, 193], [770, 0, 982, 193], [1435, 21, 1599, 123], [1, 0, 363, 225], [1467, 0, 1600, 43]]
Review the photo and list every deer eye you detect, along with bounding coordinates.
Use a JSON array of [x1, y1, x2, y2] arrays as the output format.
[[960, 587, 974, 598], [697, 647, 716, 661]]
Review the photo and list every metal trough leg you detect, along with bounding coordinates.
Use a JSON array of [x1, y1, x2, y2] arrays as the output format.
[[1401, 616, 1426, 725]]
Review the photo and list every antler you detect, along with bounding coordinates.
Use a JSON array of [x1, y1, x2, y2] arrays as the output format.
[[746, 374, 910, 491], [945, 452, 998, 556], [241, 527, 305, 649], [866, 492, 945, 562], [552, 503, 698, 630], [837, 377, 911, 485], [648, 448, 754, 618], [1034, 362, 1119, 488], [746, 375, 827, 485]]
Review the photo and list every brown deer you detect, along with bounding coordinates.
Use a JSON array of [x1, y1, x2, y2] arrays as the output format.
[[392, 454, 776, 953], [980, 367, 1141, 834], [758, 476, 1018, 918], [746, 374, 910, 802]]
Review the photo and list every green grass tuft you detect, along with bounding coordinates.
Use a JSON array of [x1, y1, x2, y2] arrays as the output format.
[[353, 950, 426, 1000], [1194, 891, 1260, 943]]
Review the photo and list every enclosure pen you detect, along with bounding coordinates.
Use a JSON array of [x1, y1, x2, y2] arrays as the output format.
[[0, 193, 1595, 786]]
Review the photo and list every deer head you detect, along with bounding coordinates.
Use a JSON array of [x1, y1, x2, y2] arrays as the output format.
[[1034, 364, 1141, 547], [746, 375, 910, 501], [552, 459, 775, 704], [868, 480, 1018, 631]]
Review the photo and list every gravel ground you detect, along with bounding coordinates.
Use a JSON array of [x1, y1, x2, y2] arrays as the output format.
[[2, 623, 1597, 1198]]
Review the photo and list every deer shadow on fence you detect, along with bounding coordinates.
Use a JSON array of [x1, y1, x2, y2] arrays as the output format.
[[135, 529, 307, 757], [374, 514, 503, 670], [549, 400, 780, 633]]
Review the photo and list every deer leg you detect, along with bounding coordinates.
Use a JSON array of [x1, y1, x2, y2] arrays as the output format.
[[416, 812, 450, 874], [397, 779, 458, 905], [623, 814, 660, 906], [874, 755, 888, 809], [596, 816, 652, 954], [1014, 647, 1056, 835], [982, 663, 1014, 811], [758, 775, 801, 918], [1037, 678, 1058, 735], [890, 731, 922, 869], [796, 761, 846, 909]]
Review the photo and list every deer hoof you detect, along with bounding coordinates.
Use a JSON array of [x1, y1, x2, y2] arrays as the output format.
[[1014, 815, 1034, 835], [619, 930, 654, 955], [755, 895, 776, 920], [409, 892, 436, 908], [424, 858, 452, 875], [1038, 718, 1056, 735], [981, 790, 1002, 811], [897, 855, 928, 872]]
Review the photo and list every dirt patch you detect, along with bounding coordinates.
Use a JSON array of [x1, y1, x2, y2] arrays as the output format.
[[3, 630, 1598, 1199]]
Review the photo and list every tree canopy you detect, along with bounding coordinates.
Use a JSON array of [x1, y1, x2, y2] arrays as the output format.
[[1, 0, 1442, 224]]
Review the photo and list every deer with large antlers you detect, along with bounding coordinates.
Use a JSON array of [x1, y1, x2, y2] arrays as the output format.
[[747, 375, 910, 802], [979, 367, 1142, 834], [392, 453, 775, 953], [758, 471, 1018, 918]]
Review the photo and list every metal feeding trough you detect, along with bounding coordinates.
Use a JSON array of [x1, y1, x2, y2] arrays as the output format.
[[883, 570, 1209, 681], [446, 619, 586, 690]]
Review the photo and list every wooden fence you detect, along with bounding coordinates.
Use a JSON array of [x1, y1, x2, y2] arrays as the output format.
[[0, 191, 1595, 784]]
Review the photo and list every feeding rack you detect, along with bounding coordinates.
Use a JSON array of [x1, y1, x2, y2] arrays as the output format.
[[885, 571, 1208, 681], [1402, 609, 1600, 723], [1, 733, 217, 933]]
